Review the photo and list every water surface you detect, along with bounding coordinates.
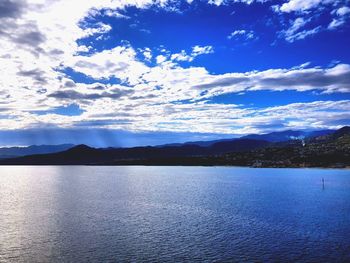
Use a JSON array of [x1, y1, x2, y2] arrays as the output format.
[[0, 166, 350, 262]]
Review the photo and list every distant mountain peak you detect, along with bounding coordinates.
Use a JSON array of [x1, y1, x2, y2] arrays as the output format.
[[69, 144, 93, 151]]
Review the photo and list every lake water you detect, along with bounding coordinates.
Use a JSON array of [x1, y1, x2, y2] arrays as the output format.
[[0, 166, 350, 262]]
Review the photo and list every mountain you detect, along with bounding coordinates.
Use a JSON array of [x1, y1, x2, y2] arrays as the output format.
[[328, 126, 350, 139], [209, 139, 269, 154], [223, 126, 350, 168], [131, 126, 350, 167], [0, 144, 75, 159], [0, 127, 348, 167], [0, 139, 269, 165], [162, 128, 334, 147], [182, 138, 237, 147]]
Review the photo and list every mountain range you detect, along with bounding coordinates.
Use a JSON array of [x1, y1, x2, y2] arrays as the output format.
[[161, 129, 334, 147], [0, 127, 348, 167]]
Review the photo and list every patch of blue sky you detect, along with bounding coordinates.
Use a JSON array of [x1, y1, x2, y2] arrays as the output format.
[[61, 68, 124, 85], [77, 1, 350, 74], [32, 104, 84, 116]]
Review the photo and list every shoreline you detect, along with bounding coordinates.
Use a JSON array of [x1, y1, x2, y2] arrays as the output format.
[[0, 163, 349, 169]]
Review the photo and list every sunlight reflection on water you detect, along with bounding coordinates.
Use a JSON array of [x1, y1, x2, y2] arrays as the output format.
[[0, 166, 350, 262]]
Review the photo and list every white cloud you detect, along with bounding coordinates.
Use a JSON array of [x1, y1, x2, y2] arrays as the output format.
[[275, 0, 349, 41], [0, 0, 176, 121], [336, 6, 350, 16], [170, 45, 214, 62], [207, 0, 267, 5], [278, 0, 333, 13], [82, 22, 112, 37], [192, 63, 350, 96], [284, 17, 308, 36], [170, 50, 192, 62], [104, 9, 130, 19], [191, 45, 214, 56], [278, 13, 321, 42], [227, 30, 255, 40], [156, 54, 168, 64], [328, 18, 345, 29], [65, 45, 149, 85], [142, 47, 152, 61], [328, 6, 350, 29]]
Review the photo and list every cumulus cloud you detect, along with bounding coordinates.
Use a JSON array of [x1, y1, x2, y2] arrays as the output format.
[[49, 88, 133, 100], [65, 45, 149, 85], [104, 9, 130, 19], [30, 99, 349, 135], [17, 68, 48, 85], [280, 17, 322, 42], [274, 0, 349, 41], [81, 22, 112, 36], [0, 0, 24, 19], [191, 45, 214, 56], [156, 54, 168, 64], [336, 6, 350, 16], [328, 6, 350, 29], [227, 29, 255, 40], [278, 0, 330, 13], [192, 64, 350, 96], [140, 47, 152, 61], [170, 45, 214, 62], [208, 0, 266, 5]]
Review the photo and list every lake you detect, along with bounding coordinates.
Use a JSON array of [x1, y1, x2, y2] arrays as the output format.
[[0, 166, 350, 262]]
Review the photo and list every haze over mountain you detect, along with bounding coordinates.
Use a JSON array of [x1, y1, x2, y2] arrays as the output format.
[[168, 129, 335, 147], [241, 130, 334, 143], [0, 144, 74, 159]]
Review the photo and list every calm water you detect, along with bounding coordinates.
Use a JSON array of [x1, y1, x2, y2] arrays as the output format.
[[0, 166, 350, 262]]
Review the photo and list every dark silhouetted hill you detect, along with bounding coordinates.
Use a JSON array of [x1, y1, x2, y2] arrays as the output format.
[[0, 139, 269, 165]]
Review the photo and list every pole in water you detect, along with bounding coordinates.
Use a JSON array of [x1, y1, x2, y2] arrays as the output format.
[[322, 178, 325, 190]]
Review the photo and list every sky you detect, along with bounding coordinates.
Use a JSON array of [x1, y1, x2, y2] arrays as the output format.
[[0, 0, 350, 147]]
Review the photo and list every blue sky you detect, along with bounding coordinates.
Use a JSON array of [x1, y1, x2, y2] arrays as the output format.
[[0, 0, 350, 147]]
